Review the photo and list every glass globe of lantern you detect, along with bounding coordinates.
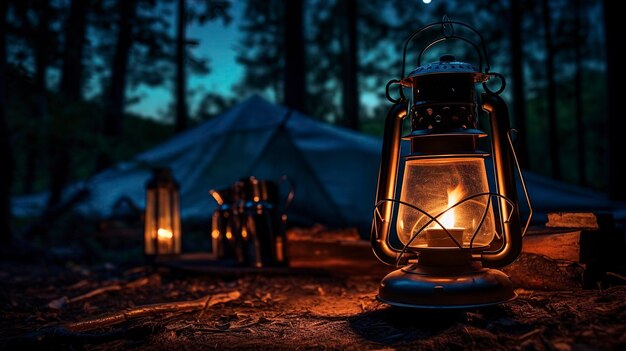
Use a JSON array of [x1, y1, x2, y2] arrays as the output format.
[[397, 157, 496, 249]]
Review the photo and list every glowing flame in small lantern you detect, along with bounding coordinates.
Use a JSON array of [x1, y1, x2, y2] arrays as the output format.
[[158, 228, 173, 239], [433, 184, 464, 229], [156, 228, 175, 254]]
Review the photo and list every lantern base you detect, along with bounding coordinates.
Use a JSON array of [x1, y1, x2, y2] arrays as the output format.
[[378, 252, 515, 309]]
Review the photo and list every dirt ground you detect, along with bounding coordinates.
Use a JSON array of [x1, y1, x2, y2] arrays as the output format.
[[1, 254, 626, 351]]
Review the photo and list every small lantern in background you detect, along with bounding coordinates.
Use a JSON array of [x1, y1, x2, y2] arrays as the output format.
[[144, 167, 182, 256], [371, 20, 532, 308]]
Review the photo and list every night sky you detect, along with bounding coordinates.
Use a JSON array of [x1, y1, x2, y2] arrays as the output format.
[[128, 1, 243, 120]]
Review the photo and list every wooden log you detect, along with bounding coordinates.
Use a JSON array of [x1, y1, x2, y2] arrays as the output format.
[[521, 228, 622, 265], [66, 290, 241, 332], [503, 253, 584, 290], [500, 226, 625, 290], [522, 230, 581, 262], [546, 211, 614, 230], [288, 239, 390, 276]]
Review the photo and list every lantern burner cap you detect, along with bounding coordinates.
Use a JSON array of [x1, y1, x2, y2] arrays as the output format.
[[402, 54, 486, 85]]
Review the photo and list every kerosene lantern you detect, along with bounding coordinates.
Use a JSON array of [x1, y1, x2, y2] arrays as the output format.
[[371, 20, 531, 308], [144, 167, 182, 256]]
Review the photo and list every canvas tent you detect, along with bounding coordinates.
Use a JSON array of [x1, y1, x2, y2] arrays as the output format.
[[13, 96, 383, 233], [12, 95, 626, 234]]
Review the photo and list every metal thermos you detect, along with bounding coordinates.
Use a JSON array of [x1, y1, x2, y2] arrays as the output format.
[[241, 177, 287, 267], [209, 176, 294, 268], [209, 186, 244, 263]]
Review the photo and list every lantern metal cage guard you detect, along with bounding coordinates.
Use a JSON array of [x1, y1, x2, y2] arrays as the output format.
[[370, 19, 533, 309]]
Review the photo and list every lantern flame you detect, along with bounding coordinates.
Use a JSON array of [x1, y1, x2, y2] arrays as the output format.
[[435, 184, 464, 229]]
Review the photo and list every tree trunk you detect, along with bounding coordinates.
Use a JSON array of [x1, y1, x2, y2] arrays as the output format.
[[541, 0, 561, 180], [24, 0, 51, 194], [49, 0, 88, 208], [175, 0, 188, 133], [604, 0, 626, 200], [59, 0, 87, 101], [574, 0, 586, 187], [509, 0, 529, 168], [96, 0, 137, 171], [283, 0, 306, 113], [0, 0, 14, 243], [341, 0, 359, 130]]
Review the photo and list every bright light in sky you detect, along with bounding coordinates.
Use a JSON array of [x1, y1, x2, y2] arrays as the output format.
[[423, 0, 432, 3]]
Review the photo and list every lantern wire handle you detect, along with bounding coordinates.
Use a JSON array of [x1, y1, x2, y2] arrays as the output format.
[[373, 199, 462, 259], [374, 193, 516, 267], [394, 192, 515, 266], [374, 198, 457, 245], [400, 20, 492, 80], [416, 36, 484, 71], [396, 193, 515, 267], [388, 20, 493, 103], [429, 193, 515, 248], [507, 129, 533, 236]]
